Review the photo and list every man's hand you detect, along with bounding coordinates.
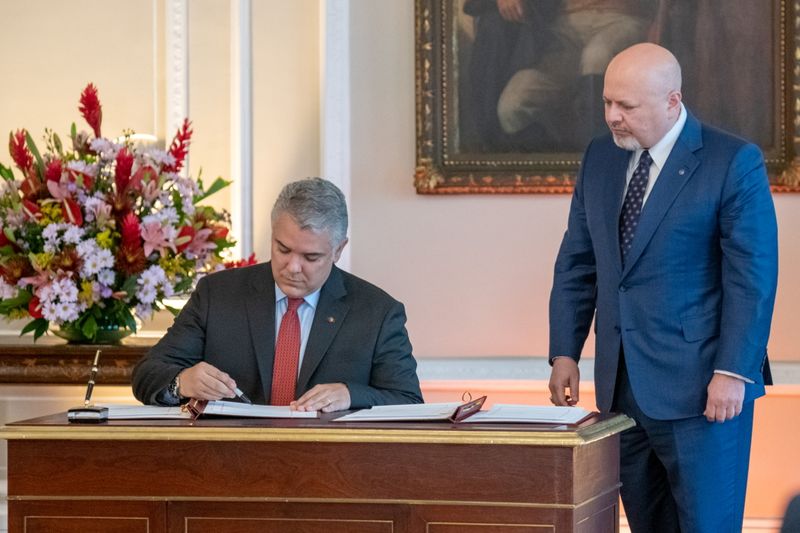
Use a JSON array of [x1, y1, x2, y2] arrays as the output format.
[[704, 373, 745, 423], [291, 383, 351, 413], [548, 357, 580, 406], [177, 362, 237, 400], [497, 0, 525, 22]]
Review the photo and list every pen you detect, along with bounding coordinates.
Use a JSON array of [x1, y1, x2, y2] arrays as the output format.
[[233, 387, 252, 404], [83, 349, 101, 407]]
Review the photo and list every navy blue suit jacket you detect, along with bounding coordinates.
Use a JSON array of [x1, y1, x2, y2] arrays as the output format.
[[132, 263, 423, 408], [549, 111, 778, 420]]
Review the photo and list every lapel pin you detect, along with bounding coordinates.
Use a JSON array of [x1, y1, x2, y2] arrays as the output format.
[[678, 168, 686, 175], [327, 316, 336, 324]]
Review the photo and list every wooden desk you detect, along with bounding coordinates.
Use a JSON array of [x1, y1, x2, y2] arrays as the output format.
[[1, 412, 632, 533]]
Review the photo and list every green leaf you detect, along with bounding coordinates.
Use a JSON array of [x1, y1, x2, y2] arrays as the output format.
[[3, 227, 16, 243], [70, 122, 77, 144], [194, 177, 231, 203], [121, 307, 137, 332], [173, 277, 193, 294], [0, 290, 32, 313], [120, 275, 138, 297], [53, 132, 63, 155], [24, 131, 45, 180], [0, 162, 14, 181], [20, 318, 48, 340], [81, 315, 98, 340], [164, 305, 182, 317]]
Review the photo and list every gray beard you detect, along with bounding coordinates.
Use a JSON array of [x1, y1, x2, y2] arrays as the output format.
[[612, 134, 642, 151]]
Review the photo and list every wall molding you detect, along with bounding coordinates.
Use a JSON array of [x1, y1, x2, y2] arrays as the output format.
[[321, 0, 352, 271]]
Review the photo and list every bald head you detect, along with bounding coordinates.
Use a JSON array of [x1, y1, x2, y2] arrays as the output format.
[[607, 43, 682, 96], [603, 43, 683, 150]]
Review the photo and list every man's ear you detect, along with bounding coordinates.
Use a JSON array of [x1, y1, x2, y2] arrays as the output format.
[[332, 237, 349, 263], [667, 90, 682, 114]]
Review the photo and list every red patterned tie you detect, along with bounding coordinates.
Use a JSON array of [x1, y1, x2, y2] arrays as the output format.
[[270, 297, 303, 405]]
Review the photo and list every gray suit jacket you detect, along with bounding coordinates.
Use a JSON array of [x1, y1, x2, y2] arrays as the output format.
[[132, 263, 423, 408]]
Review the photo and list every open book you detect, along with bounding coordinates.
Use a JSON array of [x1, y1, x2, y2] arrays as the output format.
[[68, 400, 317, 422], [334, 400, 593, 425]]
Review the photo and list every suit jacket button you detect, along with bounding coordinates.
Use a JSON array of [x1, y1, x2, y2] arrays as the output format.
[[619, 286, 627, 292]]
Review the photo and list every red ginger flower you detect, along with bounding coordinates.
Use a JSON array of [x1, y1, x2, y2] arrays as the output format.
[[115, 148, 134, 192], [45, 159, 63, 182], [225, 253, 258, 269], [79, 83, 102, 138], [164, 118, 192, 173], [9, 130, 33, 173], [119, 212, 142, 249]]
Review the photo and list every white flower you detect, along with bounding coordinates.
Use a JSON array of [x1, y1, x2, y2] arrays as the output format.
[[62, 225, 84, 244], [42, 224, 61, 241], [135, 303, 154, 321], [66, 160, 97, 177], [0, 278, 17, 299], [139, 265, 166, 288], [41, 301, 60, 322], [97, 269, 115, 286], [136, 284, 157, 304]]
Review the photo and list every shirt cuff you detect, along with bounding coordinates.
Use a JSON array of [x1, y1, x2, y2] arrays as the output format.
[[714, 369, 754, 384]]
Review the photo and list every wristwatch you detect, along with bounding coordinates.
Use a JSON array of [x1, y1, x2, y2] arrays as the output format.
[[168, 373, 183, 400]]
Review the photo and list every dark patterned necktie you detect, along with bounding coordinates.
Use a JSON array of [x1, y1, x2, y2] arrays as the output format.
[[270, 297, 303, 405], [619, 150, 653, 264]]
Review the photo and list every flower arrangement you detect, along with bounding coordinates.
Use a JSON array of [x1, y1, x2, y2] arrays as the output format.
[[0, 83, 255, 341]]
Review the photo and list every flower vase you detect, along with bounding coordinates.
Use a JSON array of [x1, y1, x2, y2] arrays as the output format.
[[52, 323, 133, 345]]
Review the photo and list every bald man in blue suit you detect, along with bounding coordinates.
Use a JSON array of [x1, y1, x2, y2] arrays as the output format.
[[548, 43, 778, 532]]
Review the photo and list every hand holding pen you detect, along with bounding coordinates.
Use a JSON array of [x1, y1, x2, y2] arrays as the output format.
[[175, 361, 251, 403]]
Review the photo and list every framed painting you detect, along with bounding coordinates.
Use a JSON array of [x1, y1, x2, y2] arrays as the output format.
[[415, 0, 800, 194]]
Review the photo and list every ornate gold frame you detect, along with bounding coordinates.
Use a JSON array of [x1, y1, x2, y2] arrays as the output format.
[[415, 0, 800, 194]]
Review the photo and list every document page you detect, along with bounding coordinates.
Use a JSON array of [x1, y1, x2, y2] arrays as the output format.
[[103, 401, 317, 419], [465, 404, 593, 424], [334, 402, 463, 422], [105, 405, 190, 419], [201, 401, 317, 418]]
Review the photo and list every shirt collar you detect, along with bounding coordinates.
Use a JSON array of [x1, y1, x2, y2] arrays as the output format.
[[274, 284, 321, 309], [634, 103, 687, 170]]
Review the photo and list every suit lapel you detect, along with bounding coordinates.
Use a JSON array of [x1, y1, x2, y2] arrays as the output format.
[[621, 113, 703, 276], [297, 266, 350, 394], [244, 263, 276, 400]]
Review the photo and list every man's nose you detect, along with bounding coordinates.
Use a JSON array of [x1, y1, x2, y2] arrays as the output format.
[[286, 255, 302, 272], [605, 104, 620, 125]]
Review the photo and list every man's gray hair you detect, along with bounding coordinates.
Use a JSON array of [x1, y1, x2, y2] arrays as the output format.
[[271, 177, 348, 246]]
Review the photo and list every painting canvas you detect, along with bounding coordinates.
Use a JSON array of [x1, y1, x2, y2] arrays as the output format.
[[415, 0, 799, 193]]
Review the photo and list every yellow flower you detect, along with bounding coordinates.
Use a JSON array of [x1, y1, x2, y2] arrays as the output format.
[[79, 280, 95, 306], [158, 256, 183, 276], [29, 252, 53, 271], [96, 230, 114, 249], [39, 202, 63, 225]]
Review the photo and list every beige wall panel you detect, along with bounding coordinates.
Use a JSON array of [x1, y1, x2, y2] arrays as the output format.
[[252, 0, 321, 261], [348, 0, 799, 362], [0, 0, 159, 148], [188, 0, 231, 215]]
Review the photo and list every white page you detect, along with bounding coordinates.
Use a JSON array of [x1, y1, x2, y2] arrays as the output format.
[[102, 401, 317, 419], [333, 402, 463, 422], [104, 405, 190, 419], [465, 404, 592, 424], [201, 401, 317, 418]]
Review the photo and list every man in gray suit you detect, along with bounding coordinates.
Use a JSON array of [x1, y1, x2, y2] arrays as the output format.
[[132, 178, 423, 412]]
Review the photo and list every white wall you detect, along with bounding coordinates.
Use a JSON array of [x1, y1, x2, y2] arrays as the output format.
[[0, 0, 796, 361], [346, 0, 799, 362]]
